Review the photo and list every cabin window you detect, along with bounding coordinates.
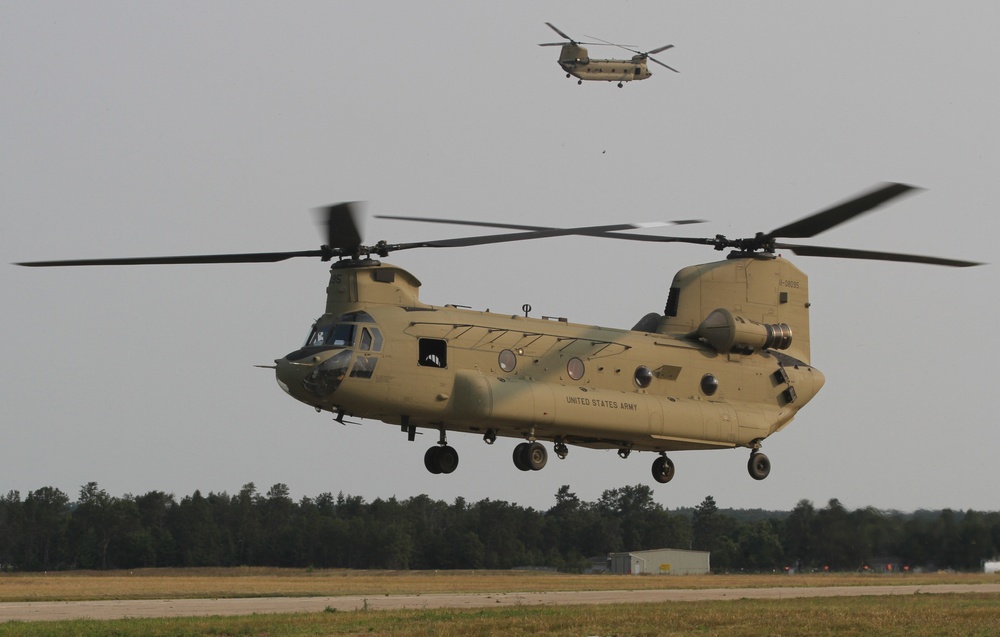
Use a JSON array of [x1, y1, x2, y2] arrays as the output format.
[[498, 349, 517, 372], [419, 338, 447, 368], [701, 373, 719, 396], [567, 357, 585, 381], [634, 366, 653, 388]]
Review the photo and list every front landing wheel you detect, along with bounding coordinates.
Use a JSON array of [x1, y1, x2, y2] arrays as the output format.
[[424, 445, 459, 474], [652, 455, 675, 484], [748, 452, 770, 481]]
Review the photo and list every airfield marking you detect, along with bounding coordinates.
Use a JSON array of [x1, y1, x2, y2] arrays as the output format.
[[2, 583, 1000, 622]]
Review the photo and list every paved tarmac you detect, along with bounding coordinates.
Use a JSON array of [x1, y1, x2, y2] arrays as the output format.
[[3, 583, 999, 622]]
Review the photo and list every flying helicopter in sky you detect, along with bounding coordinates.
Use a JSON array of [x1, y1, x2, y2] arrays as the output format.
[[539, 22, 678, 87], [16, 183, 980, 485]]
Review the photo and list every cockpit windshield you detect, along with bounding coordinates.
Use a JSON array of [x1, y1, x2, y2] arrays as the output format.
[[303, 312, 379, 349]]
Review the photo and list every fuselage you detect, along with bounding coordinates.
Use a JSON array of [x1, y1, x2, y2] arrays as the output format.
[[274, 259, 825, 455], [560, 58, 652, 83]]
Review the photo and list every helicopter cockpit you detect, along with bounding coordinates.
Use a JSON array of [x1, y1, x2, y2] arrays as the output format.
[[280, 311, 385, 400], [304, 311, 383, 351]]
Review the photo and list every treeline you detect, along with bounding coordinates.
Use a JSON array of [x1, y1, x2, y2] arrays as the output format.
[[1, 482, 997, 573]]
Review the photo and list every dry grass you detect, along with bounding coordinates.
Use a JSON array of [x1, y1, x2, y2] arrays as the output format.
[[0, 567, 996, 602], [2, 595, 1000, 636]]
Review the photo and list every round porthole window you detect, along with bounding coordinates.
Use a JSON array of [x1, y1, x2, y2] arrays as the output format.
[[498, 349, 516, 372], [567, 357, 585, 380], [634, 366, 653, 388], [701, 373, 719, 396]]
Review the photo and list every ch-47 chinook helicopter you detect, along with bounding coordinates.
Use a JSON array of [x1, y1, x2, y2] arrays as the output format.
[[539, 22, 678, 87], [17, 183, 980, 485]]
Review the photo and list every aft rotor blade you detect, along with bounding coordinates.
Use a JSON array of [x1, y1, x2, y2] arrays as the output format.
[[647, 44, 674, 55], [583, 34, 640, 53], [768, 182, 920, 239], [649, 55, 680, 72], [16, 250, 325, 267], [774, 242, 982, 267]]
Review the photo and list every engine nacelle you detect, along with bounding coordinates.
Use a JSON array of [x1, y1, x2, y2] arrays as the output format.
[[697, 308, 792, 354]]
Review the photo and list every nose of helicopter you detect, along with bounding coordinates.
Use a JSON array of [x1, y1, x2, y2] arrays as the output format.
[[274, 348, 352, 402]]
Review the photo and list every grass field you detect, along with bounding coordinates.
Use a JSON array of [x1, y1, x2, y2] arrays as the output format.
[[1, 569, 998, 636]]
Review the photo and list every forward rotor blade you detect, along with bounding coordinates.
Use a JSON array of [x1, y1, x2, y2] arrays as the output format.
[[315, 202, 363, 254], [388, 223, 676, 251], [774, 242, 982, 267], [649, 56, 680, 72], [545, 22, 573, 41], [15, 250, 325, 267], [583, 34, 640, 53], [768, 182, 920, 239], [376, 214, 705, 231]]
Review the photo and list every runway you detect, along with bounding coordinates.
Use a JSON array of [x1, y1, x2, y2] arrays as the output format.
[[3, 583, 1000, 622]]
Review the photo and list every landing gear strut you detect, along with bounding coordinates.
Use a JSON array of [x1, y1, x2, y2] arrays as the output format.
[[424, 427, 459, 475]]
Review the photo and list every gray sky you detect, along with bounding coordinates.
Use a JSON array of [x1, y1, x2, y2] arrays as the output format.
[[3, 2, 997, 514]]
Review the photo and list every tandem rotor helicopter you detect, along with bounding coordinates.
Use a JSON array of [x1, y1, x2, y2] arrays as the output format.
[[539, 22, 678, 87], [17, 183, 980, 484]]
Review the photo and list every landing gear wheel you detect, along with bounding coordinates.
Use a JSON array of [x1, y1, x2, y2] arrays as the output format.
[[617, 82, 623, 88], [513, 442, 547, 471], [554, 442, 569, 459], [425, 445, 459, 474], [524, 442, 547, 471], [436, 445, 459, 474], [513, 442, 531, 471], [577, 79, 582, 85], [748, 452, 770, 481], [652, 455, 675, 484], [424, 446, 442, 474]]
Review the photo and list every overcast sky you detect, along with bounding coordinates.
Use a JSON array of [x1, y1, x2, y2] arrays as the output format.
[[3, 2, 997, 514]]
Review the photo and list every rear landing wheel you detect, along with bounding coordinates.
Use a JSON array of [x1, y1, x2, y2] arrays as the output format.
[[748, 452, 770, 481]]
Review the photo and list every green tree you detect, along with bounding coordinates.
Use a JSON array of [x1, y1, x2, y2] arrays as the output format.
[[0, 491, 25, 569], [692, 496, 737, 569]]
